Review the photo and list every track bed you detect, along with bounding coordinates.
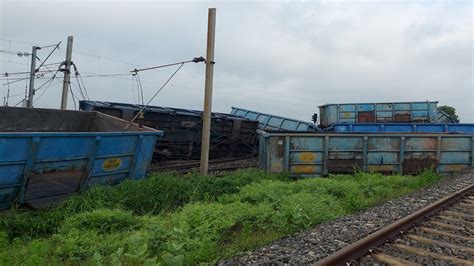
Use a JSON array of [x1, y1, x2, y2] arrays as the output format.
[[319, 184, 473, 265], [221, 169, 474, 265], [150, 157, 258, 174]]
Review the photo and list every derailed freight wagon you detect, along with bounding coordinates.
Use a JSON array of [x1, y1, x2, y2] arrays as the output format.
[[318, 101, 440, 128], [0, 107, 162, 209], [230, 106, 319, 131], [259, 131, 474, 177], [79, 101, 259, 160]]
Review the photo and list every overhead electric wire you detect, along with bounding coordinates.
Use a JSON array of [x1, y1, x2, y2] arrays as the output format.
[[34, 77, 62, 104], [78, 73, 131, 78], [2, 39, 217, 109], [13, 70, 60, 106], [135, 73, 145, 105], [70, 82, 83, 100], [70, 63, 89, 100], [131, 75, 137, 104], [3, 91, 30, 107], [2, 38, 205, 80], [40, 43, 60, 49], [131, 57, 205, 73], [1, 69, 57, 76], [33, 70, 60, 92], [2, 77, 30, 86], [5, 39, 205, 83], [13, 96, 25, 107], [42, 61, 62, 67], [77, 72, 160, 86], [0, 50, 25, 55], [78, 74, 89, 99], [34, 79, 62, 103], [124, 62, 185, 130], [0, 59, 29, 66], [72, 79, 86, 100], [3, 92, 26, 99], [0, 38, 42, 46], [35, 42, 61, 72], [68, 83, 78, 110]]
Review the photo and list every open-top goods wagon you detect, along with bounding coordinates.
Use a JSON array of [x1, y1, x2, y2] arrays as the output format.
[[0, 107, 162, 209], [259, 131, 474, 177], [318, 101, 440, 127], [80, 101, 259, 160], [230, 106, 319, 131]]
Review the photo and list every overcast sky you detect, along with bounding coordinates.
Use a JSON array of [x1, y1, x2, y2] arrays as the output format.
[[1, 0, 472, 122]]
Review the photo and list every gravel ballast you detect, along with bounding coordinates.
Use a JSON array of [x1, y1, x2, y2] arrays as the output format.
[[220, 169, 474, 265]]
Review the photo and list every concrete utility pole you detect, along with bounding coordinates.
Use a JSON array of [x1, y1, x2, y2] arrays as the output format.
[[200, 8, 216, 175], [26, 46, 40, 108], [61, 36, 73, 109]]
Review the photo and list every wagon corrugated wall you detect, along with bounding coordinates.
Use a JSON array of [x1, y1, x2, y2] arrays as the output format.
[[0, 107, 162, 209], [318, 101, 439, 128], [259, 131, 474, 177], [230, 106, 319, 131], [331, 123, 474, 134]]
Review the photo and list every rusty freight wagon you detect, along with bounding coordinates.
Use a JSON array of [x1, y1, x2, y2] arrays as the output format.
[[0, 107, 162, 209], [79, 101, 259, 160], [259, 131, 474, 177], [230, 106, 319, 131], [318, 101, 440, 128]]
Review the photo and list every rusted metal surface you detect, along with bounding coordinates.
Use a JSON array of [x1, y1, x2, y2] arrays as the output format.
[[394, 113, 411, 122], [403, 157, 437, 175], [24, 169, 83, 209], [318, 101, 439, 128], [327, 158, 362, 173], [366, 164, 397, 174], [315, 184, 474, 266], [357, 111, 375, 123]]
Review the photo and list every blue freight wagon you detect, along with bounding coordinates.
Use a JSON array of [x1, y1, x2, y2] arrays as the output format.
[[259, 131, 474, 177], [0, 107, 163, 209], [230, 106, 319, 131], [318, 101, 439, 128], [331, 123, 474, 134]]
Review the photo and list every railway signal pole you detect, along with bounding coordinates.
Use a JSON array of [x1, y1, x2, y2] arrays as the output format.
[[61, 36, 73, 109], [200, 8, 216, 175]]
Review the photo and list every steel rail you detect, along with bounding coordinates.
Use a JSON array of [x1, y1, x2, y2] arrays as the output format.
[[315, 184, 474, 266], [150, 157, 257, 173]]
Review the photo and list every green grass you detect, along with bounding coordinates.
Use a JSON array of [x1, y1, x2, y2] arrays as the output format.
[[0, 169, 286, 240], [0, 169, 441, 265]]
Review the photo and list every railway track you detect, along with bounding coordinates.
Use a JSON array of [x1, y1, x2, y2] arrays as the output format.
[[149, 157, 258, 174], [316, 184, 474, 265]]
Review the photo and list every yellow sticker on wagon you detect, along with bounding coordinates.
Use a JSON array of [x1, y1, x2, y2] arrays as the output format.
[[102, 158, 122, 171]]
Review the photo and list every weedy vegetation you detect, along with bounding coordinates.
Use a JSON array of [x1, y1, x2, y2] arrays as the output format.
[[0, 169, 440, 265]]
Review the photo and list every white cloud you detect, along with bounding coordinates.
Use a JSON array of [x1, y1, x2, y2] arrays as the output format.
[[1, 0, 472, 121]]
